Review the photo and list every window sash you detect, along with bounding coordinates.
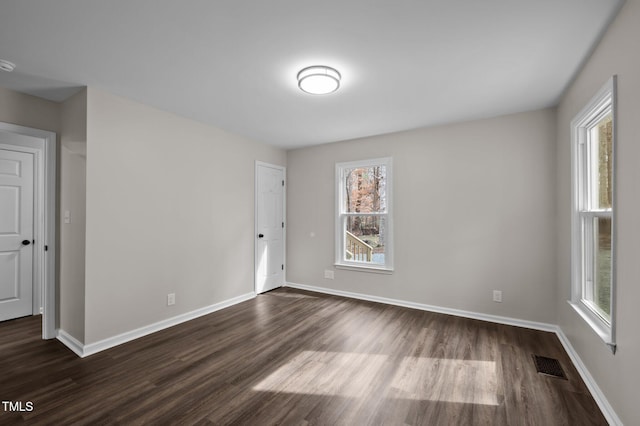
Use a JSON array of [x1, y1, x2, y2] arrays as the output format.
[[578, 210, 612, 218], [578, 213, 612, 323], [339, 214, 388, 264]]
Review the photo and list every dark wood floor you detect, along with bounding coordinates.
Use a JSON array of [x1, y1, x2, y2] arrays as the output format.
[[0, 288, 606, 425]]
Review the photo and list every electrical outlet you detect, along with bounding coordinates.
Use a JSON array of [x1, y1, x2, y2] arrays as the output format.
[[493, 290, 502, 303], [167, 293, 175, 306], [324, 270, 335, 279]]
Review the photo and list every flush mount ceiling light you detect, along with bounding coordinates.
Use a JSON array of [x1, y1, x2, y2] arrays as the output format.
[[0, 59, 16, 72], [297, 65, 341, 95]]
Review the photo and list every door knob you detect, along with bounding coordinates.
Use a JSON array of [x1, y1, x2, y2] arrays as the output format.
[[258, 234, 264, 238], [22, 240, 31, 246]]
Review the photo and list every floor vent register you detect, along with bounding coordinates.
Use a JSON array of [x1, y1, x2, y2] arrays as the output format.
[[532, 355, 568, 380]]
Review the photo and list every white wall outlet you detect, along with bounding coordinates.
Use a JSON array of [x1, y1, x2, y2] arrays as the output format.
[[324, 270, 335, 279], [167, 293, 176, 306], [64, 210, 71, 224], [493, 290, 502, 303]]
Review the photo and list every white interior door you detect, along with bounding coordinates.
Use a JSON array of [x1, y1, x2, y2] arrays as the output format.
[[0, 148, 34, 321], [255, 163, 285, 294]]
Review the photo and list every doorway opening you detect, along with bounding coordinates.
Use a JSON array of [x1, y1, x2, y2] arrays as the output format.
[[255, 161, 286, 294], [0, 122, 56, 339]]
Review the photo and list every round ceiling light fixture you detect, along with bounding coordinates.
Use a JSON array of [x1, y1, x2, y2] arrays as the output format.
[[297, 65, 341, 95], [0, 59, 16, 72]]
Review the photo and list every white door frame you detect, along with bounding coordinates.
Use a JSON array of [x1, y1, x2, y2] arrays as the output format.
[[254, 161, 286, 294], [0, 122, 56, 339]]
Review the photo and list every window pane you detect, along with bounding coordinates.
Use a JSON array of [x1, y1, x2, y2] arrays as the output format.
[[344, 166, 386, 213], [590, 113, 613, 209], [594, 216, 612, 321], [345, 215, 386, 264]]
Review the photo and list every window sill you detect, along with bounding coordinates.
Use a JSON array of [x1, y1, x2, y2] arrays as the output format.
[[335, 263, 394, 274], [567, 300, 616, 354]]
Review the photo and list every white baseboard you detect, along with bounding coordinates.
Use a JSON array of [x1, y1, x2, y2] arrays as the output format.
[[285, 281, 556, 332], [555, 329, 622, 426], [286, 281, 621, 425], [57, 292, 256, 358], [56, 329, 84, 357]]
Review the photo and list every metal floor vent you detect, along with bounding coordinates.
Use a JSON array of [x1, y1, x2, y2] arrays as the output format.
[[532, 355, 567, 380]]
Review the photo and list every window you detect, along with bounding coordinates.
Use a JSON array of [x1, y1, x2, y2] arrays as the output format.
[[570, 76, 616, 353], [336, 157, 393, 272]]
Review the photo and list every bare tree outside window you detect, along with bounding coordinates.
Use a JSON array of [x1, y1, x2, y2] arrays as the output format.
[[343, 166, 386, 264]]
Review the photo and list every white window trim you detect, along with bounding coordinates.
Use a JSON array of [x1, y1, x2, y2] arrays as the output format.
[[569, 76, 617, 354], [335, 157, 393, 272]]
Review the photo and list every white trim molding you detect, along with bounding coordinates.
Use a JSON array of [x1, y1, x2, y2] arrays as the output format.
[[57, 292, 255, 358], [285, 281, 622, 425], [56, 330, 85, 357]]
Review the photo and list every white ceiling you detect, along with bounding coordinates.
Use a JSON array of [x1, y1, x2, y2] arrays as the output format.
[[0, 0, 623, 149]]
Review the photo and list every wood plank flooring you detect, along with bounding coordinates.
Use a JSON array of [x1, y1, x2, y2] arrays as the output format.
[[0, 288, 607, 425]]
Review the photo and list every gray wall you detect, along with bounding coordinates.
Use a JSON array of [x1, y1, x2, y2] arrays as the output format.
[[83, 88, 286, 343], [287, 108, 557, 324], [0, 86, 59, 134], [59, 89, 87, 342], [555, 0, 640, 423]]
